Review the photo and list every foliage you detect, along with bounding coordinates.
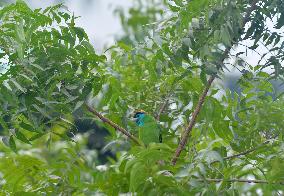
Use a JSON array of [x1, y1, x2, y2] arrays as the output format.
[[0, 0, 105, 149], [0, 0, 284, 195]]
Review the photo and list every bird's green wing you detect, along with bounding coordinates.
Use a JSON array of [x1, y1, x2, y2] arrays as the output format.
[[138, 115, 161, 145], [158, 124, 162, 143]]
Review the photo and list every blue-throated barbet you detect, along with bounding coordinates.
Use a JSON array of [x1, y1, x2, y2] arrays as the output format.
[[133, 110, 162, 145]]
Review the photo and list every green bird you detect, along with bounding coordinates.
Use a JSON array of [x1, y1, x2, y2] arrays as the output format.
[[133, 110, 162, 146]]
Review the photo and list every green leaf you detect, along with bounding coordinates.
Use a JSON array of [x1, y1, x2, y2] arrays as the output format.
[[73, 101, 84, 112], [9, 136, 17, 152], [19, 122, 38, 132], [81, 41, 95, 53], [212, 120, 233, 143], [204, 150, 223, 164], [15, 18, 26, 43], [0, 118, 9, 131], [276, 13, 284, 29], [15, 130, 31, 144], [32, 104, 52, 119], [10, 79, 27, 93], [2, 136, 10, 147], [221, 25, 231, 46], [169, 4, 180, 12], [29, 132, 46, 141], [129, 162, 147, 192], [73, 27, 88, 42]]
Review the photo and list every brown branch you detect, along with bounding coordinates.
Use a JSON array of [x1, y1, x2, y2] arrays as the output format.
[[171, 76, 215, 165], [199, 178, 284, 185], [156, 99, 169, 121], [86, 104, 142, 146], [171, 0, 261, 165]]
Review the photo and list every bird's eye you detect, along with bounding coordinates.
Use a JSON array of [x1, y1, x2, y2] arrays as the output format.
[[134, 112, 144, 118]]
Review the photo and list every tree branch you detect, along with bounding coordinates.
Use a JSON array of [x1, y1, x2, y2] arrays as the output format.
[[171, 0, 261, 165], [199, 178, 284, 185], [156, 99, 169, 121], [171, 75, 215, 165], [208, 140, 271, 165], [86, 104, 142, 146], [224, 140, 270, 161]]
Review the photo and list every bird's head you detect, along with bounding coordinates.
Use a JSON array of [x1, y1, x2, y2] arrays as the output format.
[[133, 110, 146, 127]]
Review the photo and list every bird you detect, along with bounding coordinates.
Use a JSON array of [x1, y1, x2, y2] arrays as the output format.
[[133, 110, 162, 146]]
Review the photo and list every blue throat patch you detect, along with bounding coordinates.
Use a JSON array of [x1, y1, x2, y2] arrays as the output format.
[[135, 113, 145, 127]]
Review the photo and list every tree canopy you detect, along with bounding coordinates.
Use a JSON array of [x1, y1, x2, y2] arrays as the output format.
[[0, 0, 284, 195]]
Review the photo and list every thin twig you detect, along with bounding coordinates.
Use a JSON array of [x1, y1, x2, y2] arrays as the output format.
[[86, 104, 142, 146], [198, 178, 284, 185], [224, 140, 270, 161], [237, 42, 262, 57], [209, 140, 271, 165], [171, 0, 261, 165]]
